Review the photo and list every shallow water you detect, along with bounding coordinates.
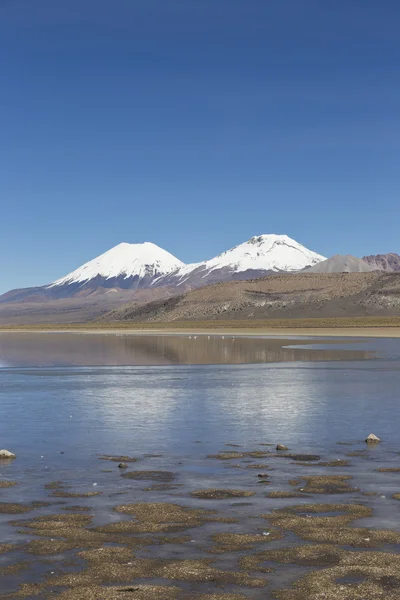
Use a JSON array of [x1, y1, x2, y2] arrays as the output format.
[[1, 333, 400, 598], [0, 332, 371, 367]]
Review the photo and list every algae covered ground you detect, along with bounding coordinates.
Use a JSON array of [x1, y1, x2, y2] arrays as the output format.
[[2, 441, 400, 599]]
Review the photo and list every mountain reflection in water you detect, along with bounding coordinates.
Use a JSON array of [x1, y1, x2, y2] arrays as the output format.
[[0, 333, 370, 367]]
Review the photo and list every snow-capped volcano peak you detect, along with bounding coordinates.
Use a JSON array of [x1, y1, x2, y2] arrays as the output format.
[[203, 234, 325, 273], [49, 242, 184, 287]]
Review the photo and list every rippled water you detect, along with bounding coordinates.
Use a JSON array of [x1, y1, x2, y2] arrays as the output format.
[[0, 333, 400, 598]]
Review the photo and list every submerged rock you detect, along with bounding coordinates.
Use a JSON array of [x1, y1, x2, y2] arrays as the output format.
[[276, 444, 288, 451], [366, 433, 380, 444], [118, 463, 128, 469], [0, 450, 16, 459]]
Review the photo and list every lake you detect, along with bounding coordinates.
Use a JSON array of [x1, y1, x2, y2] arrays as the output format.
[[1, 333, 400, 599]]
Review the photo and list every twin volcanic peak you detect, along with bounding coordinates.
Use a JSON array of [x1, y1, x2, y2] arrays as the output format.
[[0, 235, 326, 303], [49, 234, 326, 294]]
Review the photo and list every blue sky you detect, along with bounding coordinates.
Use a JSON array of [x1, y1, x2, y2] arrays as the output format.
[[1, 0, 399, 292]]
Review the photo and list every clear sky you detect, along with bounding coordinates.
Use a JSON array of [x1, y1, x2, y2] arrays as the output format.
[[1, 0, 399, 292]]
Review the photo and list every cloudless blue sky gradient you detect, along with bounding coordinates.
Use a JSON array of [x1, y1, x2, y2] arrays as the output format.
[[1, 0, 399, 292]]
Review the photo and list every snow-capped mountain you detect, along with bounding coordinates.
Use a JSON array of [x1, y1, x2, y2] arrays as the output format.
[[154, 234, 325, 288], [50, 242, 184, 289], [0, 235, 325, 304], [202, 234, 324, 273]]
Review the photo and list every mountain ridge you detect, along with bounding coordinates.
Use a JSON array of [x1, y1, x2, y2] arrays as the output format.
[[0, 234, 325, 304]]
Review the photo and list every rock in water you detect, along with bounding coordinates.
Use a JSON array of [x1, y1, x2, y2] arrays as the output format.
[[365, 433, 380, 444], [118, 463, 128, 469], [0, 450, 16, 459], [276, 444, 288, 451]]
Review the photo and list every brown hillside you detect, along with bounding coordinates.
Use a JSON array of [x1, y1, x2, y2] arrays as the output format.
[[104, 272, 400, 322]]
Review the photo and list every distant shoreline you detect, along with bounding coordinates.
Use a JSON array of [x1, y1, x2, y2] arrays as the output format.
[[1, 323, 400, 338]]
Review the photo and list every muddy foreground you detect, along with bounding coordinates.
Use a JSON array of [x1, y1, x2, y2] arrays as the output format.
[[1, 441, 400, 599]]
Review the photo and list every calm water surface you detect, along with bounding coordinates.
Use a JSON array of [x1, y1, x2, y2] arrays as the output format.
[[1, 333, 400, 597]]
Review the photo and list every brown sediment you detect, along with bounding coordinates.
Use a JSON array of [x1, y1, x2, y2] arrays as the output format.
[[12, 513, 106, 548], [0, 561, 29, 577], [44, 480, 66, 489], [267, 491, 309, 499], [143, 484, 182, 491], [2, 582, 45, 598], [246, 451, 271, 458], [18, 513, 93, 526], [94, 520, 190, 535], [31, 501, 53, 508], [362, 491, 378, 497], [114, 502, 211, 523], [208, 452, 245, 460], [294, 460, 350, 467], [246, 463, 270, 469], [0, 543, 15, 555], [156, 535, 191, 545], [264, 503, 372, 530], [21, 538, 81, 555], [210, 531, 282, 553], [63, 505, 92, 512], [52, 585, 181, 600], [0, 481, 17, 488], [46, 553, 268, 589], [207, 516, 240, 523], [376, 468, 400, 473], [272, 454, 321, 461], [297, 525, 400, 547], [263, 502, 400, 548], [184, 595, 248, 600], [122, 470, 174, 482], [257, 544, 343, 567], [0, 502, 35, 514], [239, 553, 276, 574], [98, 455, 138, 463], [392, 493, 400, 500], [51, 491, 101, 498], [14, 512, 155, 551], [78, 546, 134, 563], [294, 475, 358, 494], [208, 450, 270, 460], [288, 479, 302, 486], [191, 489, 255, 500], [156, 559, 268, 587], [95, 502, 214, 535], [347, 450, 368, 457], [273, 550, 400, 599]]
